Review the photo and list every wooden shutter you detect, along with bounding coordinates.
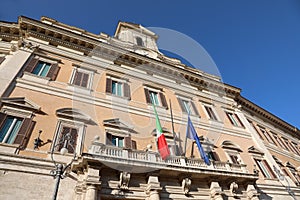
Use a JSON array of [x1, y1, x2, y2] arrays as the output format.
[[14, 118, 36, 150], [177, 98, 186, 112], [68, 128, 78, 153], [81, 73, 89, 88], [24, 58, 39, 73], [124, 136, 132, 149], [132, 140, 137, 150], [159, 92, 168, 108], [235, 114, 244, 127], [123, 82, 131, 99], [191, 101, 199, 116], [106, 78, 112, 93], [0, 57, 6, 65], [263, 160, 276, 178], [106, 133, 112, 145], [144, 88, 151, 104], [73, 71, 82, 86], [0, 113, 7, 129], [212, 151, 220, 161], [47, 63, 60, 81]]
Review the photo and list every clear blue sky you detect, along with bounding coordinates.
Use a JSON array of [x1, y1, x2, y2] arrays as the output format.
[[1, 0, 300, 128]]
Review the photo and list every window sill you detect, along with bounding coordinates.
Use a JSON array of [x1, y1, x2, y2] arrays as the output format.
[[22, 72, 50, 85], [106, 93, 130, 101], [67, 84, 92, 95]]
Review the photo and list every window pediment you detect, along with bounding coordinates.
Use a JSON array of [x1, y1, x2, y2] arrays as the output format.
[[248, 146, 264, 155], [56, 108, 91, 123], [1, 97, 41, 112], [103, 118, 135, 133], [221, 140, 242, 152]]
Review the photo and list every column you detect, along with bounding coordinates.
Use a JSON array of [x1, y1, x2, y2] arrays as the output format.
[[85, 185, 97, 200], [145, 175, 162, 200], [210, 182, 224, 200]]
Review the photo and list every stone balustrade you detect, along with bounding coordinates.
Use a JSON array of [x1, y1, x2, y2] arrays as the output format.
[[88, 142, 251, 175]]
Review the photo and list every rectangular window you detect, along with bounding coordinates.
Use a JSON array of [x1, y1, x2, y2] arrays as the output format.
[[24, 58, 60, 80], [248, 120, 264, 140], [55, 126, 78, 154], [32, 61, 51, 77], [273, 134, 288, 150], [144, 88, 168, 108], [177, 98, 199, 116], [226, 112, 244, 127], [229, 154, 240, 164], [204, 106, 218, 121], [72, 71, 89, 88], [112, 81, 123, 96], [259, 128, 276, 144], [0, 116, 23, 144], [0, 113, 35, 149], [207, 151, 220, 161], [107, 133, 124, 147], [106, 78, 131, 98], [254, 159, 275, 179]]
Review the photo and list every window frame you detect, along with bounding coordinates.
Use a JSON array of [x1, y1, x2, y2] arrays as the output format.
[[70, 67, 94, 90], [106, 76, 131, 99], [177, 96, 199, 116], [225, 111, 244, 128], [253, 158, 276, 179], [203, 104, 219, 121], [52, 116, 86, 156], [144, 87, 168, 108], [23, 56, 60, 81]]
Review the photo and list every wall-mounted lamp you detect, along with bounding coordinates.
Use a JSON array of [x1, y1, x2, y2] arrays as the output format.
[[34, 130, 43, 150]]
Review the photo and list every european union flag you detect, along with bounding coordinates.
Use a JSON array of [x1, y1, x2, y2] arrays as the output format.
[[186, 115, 211, 165]]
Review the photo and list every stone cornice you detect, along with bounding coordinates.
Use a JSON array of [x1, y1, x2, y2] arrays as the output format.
[[237, 95, 300, 137], [14, 16, 241, 98]]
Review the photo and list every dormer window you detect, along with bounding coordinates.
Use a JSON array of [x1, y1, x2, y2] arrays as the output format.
[[136, 37, 144, 47]]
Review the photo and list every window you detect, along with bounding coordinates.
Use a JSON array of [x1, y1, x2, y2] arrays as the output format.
[[291, 142, 300, 155], [106, 133, 136, 149], [144, 88, 168, 108], [24, 58, 60, 80], [254, 158, 276, 179], [0, 113, 35, 149], [204, 106, 218, 121], [136, 37, 144, 46], [248, 120, 264, 140], [177, 97, 199, 116], [54, 126, 78, 154], [229, 154, 240, 164], [273, 134, 288, 150], [258, 127, 276, 144], [207, 151, 220, 161], [106, 77, 131, 98], [54, 108, 90, 155], [225, 112, 244, 127], [72, 71, 89, 88]]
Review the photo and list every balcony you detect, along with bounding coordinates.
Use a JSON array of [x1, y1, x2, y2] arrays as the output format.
[[84, 141, 258, 180]]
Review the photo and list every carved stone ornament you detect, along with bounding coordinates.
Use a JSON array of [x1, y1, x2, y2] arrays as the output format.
[[119, 171, 131, 190], [182, 177, 192, 195], [230, 181, 238, 195]]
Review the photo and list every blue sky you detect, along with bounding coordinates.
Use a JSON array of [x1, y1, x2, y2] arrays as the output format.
[[1, 0, 300, 128]]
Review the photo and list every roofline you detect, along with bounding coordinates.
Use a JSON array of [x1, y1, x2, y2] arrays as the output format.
[[237, 95, 300, 136]]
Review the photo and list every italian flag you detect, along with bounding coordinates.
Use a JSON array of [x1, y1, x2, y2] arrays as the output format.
[[153, 104, 170, 160]]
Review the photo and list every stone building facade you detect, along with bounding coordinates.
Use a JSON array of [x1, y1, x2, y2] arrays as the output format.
[[0, 16, 299, 199]]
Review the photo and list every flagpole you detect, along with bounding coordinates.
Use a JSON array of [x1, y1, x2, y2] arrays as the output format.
[[183, 115, 189, 158], [169, 99, 178, 156]]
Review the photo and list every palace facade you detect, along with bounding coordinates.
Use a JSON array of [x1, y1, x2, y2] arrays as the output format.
[[0, 16, 299, 199]]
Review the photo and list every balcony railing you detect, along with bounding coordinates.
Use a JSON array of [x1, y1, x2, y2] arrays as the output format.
[[88, 142, 249, 174]]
